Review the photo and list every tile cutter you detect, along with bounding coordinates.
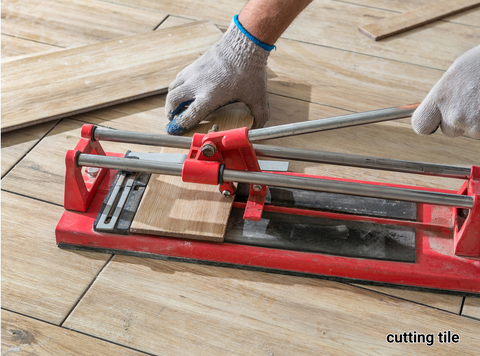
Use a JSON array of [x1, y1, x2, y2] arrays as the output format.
[[56, 104, 480, 294]]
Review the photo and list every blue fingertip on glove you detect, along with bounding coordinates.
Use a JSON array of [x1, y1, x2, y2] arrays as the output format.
[[165, 120, 189, 135], [234, 15, 276, 51]]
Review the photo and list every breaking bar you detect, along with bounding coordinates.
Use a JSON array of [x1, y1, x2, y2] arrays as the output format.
[[247, 104, 419, 141]]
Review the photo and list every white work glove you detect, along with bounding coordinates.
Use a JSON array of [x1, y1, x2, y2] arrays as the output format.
[[165, 16, 274, 135], [412, 45, 480, 139]]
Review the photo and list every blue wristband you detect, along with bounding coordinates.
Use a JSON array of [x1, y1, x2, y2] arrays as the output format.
[[233, 15, 276, 51]]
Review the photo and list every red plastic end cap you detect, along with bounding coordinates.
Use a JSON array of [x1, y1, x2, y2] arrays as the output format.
[[81, 124, 96, 139], [470, 165, 480, 181], [220, 127, 249, 150], [182, 160, 220, 185]]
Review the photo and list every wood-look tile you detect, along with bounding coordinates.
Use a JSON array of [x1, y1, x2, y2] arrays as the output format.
[[351, 285, 463, 313], [357, 0, 480, 41], [104, 0, 480, 69], [155, 15, 194, 30], [1, 34, 60, 59], [1, 120, 59, 177], [267, 37, 442, 112], [2, 21, 223, 132], [462, 297, 480, 320], [284, 0, 480, 70], [1, 0, 167, 47], [1, 192, 111, 324], [63, 256, 480, 355], [349, 0, 480, 27], [1, 310, 148, 355], [101, 0, 246, 27]]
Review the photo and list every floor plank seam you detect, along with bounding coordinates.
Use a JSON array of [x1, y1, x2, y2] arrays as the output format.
[[1, 189, 64, 208], [279, 37, 448, 72], [2, 307, 62, 327], [1, 119, 62, 180], [70, 116, 123, 128], [59, 255, 115, 327], [346, 283, 468, 316], [440, 21, 480, 29], [153, 15, 171, 31], [2, 308, 156, 355], [331, 0, 400, 14], [0, 33, 66, 48], [460, 314, 480, 322], [330, 0, 480, 29], [163, 14, 199, 22], [95, 0, 166, 13], [60, 325, 159, 356], [459, 296, 466, 315], [266, 93, 357, 113], [68, 92, 352, 122]]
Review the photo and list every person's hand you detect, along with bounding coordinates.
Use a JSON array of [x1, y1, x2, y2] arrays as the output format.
[[165, 16, 273, 135], [412, 45, 480, 139]]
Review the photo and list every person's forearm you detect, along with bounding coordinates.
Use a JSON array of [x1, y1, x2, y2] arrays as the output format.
[[238, 0, 313, 45]]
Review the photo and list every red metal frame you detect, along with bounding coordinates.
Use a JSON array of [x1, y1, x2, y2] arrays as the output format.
[[64, 125, 107, 212], [453, 165, 480, 257], [56, 126, 480, 294]]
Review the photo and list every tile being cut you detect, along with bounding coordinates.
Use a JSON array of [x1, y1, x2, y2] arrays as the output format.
[[130, 103, 254, 242]]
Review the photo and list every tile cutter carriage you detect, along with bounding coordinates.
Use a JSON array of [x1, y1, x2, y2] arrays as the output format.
[[56, 104, 480, 295]]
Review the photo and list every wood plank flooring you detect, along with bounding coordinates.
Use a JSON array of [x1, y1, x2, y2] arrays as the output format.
[[107, 0, 480, 28], [1, 0, 167, 47], [107, 0, 480, 70], [1, 21, 222, 132], [463, 298, 480, 320], [1, 192, 111, 324], [1, 34, 60, 58], [352, 0, 480, 27], [284, 0, 480, 70], [103, 0, 246, 27], [2, 0, 479, 354], [1, 120, 59, 177], [62, 256, 480, 355], [355, 0, 480, 23], [352, 285, 463, 313], [358, 0, 480, 41], [1, 310, 148, 355]]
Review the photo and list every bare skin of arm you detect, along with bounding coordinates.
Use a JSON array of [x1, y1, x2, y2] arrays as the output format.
[[238, 0, 314, 45]]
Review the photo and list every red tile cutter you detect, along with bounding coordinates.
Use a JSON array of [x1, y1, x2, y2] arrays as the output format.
[[56, 104, 480, 294]]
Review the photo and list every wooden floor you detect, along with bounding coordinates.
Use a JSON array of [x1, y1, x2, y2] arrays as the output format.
[[2, 0, 480, 354]]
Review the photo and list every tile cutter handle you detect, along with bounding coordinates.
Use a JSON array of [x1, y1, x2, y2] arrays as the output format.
[[247, 103, 419, 141]]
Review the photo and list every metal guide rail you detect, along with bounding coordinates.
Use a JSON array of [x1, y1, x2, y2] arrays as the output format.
[[76, 153, 474, 209]]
